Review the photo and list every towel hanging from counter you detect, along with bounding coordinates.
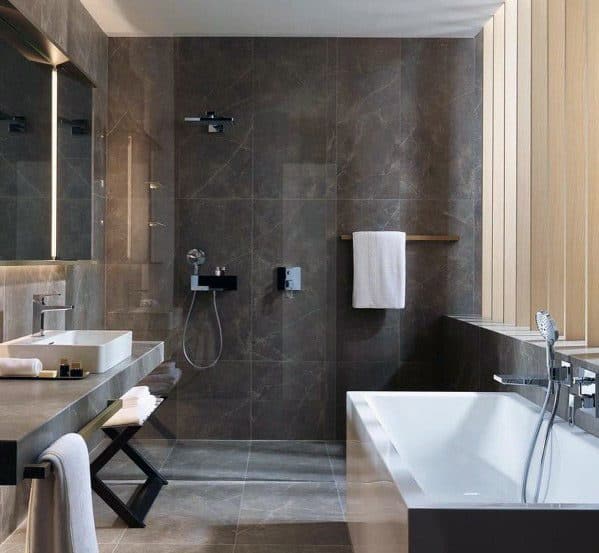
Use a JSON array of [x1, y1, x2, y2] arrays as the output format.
[[352, 231, 406, 309], [26, 433, 98, 553]]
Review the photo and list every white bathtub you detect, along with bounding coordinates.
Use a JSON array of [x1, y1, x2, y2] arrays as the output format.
[[347, 391, 599, 553]]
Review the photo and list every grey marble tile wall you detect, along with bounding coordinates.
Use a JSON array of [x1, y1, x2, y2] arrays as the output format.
[[0, 0, 108, 543], [106, 35, 482, 441]]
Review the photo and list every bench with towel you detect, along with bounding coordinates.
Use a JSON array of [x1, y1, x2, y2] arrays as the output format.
[[89, 361, 181, 528], [24, 360, 182, 533]]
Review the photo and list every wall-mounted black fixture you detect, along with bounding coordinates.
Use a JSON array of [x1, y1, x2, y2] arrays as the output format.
[[59, 117, 90, 135], [0, 110, 25, 132], [184, 111, 234, 133], [191, 274, 238, 292]]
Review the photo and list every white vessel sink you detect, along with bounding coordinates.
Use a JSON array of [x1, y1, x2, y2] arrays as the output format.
[[0, 330, 133, 374]]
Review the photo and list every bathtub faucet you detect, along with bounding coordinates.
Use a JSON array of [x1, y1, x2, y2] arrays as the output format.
[[494, 310, 569, 389], [493, 363, 570, 388]]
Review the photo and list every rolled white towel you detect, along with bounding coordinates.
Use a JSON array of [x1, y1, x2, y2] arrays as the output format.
[[103, 395, 158, 427], [0, 358, 42, 377], [120, 385, 150, 408]]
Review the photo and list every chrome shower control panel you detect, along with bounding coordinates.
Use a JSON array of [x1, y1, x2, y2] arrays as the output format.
[[277, 267, 301, 291]]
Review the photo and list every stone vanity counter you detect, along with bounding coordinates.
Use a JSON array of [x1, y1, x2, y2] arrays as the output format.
[[0, 341, 164, 484]]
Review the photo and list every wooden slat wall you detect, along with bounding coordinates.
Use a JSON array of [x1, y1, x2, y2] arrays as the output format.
[[546, 0, 566, 330], [564, 0, 586, 340], [504, 0, 518, 325], [492, 4, 505, 321], [482, 19, 494, 320], [530, 0, 549, 329], [482, 0, 590, 343], [516, 0, 532, 327], [587, 0, 599, 344]]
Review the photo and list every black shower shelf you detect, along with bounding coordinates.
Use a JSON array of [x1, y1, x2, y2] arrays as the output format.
[[191, 275, 237, 292]]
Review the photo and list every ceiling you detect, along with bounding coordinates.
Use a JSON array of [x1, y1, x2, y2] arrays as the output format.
[[81, 0, 504, 38]]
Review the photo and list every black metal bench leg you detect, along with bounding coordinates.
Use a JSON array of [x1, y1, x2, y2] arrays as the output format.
[[102, 427, 168, 485], [91, 474, 146, 528], [90, 425, 168, 528]]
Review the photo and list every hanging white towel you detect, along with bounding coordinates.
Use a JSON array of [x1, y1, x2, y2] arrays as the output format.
[[26, 433, 98, 553], [352, 231, 406, 309]]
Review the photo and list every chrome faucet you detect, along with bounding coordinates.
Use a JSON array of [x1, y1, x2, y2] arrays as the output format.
[[494, 311, 566, 389], [567, 368, 596, 426], [32, 293, 74, 336]]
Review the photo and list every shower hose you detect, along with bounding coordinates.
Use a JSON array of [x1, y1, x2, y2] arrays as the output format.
[[182, 290, 223, 370], [520, 378, 561, 504]]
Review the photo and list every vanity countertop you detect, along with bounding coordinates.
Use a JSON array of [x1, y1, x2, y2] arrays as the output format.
[[0, 340, 164, 484]]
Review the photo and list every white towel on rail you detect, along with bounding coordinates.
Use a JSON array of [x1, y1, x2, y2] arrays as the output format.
[[25, 433, 98, 553], [352, 231, 406, 309]]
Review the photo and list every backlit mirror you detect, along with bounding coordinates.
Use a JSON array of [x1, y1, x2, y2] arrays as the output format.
[[0, 0, 94, 262]]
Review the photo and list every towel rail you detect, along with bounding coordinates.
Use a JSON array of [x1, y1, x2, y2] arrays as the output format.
[[23, 399, 123, 479], [340, 234, 459, 242]]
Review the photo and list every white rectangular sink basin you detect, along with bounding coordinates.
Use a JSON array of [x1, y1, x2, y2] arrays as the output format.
[[0, 330, 133, 374]]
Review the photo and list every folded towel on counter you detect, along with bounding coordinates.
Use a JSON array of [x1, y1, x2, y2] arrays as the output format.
[[26, 433, 98, 553], [102, 395, 159, 427], [352, 231, 406, 309], [0, 358, 42, 377], [120, 385, 151, 408]]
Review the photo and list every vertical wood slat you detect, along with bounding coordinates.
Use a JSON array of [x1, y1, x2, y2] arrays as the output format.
[[564, 0, 587, 340], [546, 0, 566, 330], [530, 0, 549, 327], [482, 18, 494, 320], [492, 5, 506, 321], [504, 0, 518, 325], [516, 0, 532, 327], [587, 0, 599, 345]]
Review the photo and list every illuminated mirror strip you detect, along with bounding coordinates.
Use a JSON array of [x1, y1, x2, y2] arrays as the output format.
[[51, 67, 58, 260]]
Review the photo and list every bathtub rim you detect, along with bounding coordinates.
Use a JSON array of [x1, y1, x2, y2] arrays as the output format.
[[347, 390, 599, 511]]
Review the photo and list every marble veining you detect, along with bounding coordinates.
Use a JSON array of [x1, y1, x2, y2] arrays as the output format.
[[106, 35, 483, 440]]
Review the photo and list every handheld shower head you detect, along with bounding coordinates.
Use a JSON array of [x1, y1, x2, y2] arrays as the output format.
[[536, 310, 559, 370], [186, 248, 206, 275], [536, 310, 559, 345]]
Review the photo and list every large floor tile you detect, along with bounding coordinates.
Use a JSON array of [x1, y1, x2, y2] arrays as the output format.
[[325, 441, 346, 483], [92, 483, 131, 544], [246, 441, 334, 482], [163, 440, 250, 481], [236, 482, 349, 545], [93, 439, 174, 481], [120, 482, 243, 545], [115, 545, 234, 553], [234, 547, 353, 553]]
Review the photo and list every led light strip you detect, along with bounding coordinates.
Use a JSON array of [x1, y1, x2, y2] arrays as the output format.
[[51, 67, 58, 260]]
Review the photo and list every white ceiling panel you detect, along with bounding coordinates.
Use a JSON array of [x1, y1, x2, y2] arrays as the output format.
[[81, 0, 504, 38]]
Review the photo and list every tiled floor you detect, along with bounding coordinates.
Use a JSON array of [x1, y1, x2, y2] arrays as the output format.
[[0, 440, 351, 553]]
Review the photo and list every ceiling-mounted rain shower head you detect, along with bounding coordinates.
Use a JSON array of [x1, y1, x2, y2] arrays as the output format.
[[184, 111, 234, 133]]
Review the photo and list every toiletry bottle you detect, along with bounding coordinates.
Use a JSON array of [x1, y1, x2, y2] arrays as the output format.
[[70, 362, 83, 378], [59, 358, 70, 378]]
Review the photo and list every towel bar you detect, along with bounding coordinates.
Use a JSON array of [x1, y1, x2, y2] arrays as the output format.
[[340, 234, 459, 242], [23, 399, 123, 479]]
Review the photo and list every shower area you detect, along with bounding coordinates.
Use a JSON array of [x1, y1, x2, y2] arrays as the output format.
[[104, 36, 481, 443]]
